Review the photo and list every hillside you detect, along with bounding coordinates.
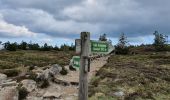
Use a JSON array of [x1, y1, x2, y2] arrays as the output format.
[[89, 52, 170, 100], [0, 50, 74, 77]]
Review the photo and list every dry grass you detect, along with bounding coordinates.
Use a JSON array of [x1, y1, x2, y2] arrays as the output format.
[[89, 53, 170, 100], [0, 50, 74, 77]]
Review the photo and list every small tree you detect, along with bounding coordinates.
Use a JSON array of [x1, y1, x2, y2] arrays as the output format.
[[115, 33, 129, 54], [153, 31, 167, 51], [53, 45, 59, 51], [69, 43, 75, 51], [19, 41, 28, 50], [60, 44, 69, 51], [99, 34, 107, 41], [41, 43, 52, 51], [4, 42, 17, 51], [28, 42, 40, 50]]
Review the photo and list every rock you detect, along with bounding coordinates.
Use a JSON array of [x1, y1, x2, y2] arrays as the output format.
[[0, 73, 7, 84], [49, 64, 62, 75], [53, 79, 70, 86], [43, 91, 61, 99], [37, 64, 62, 80], [0, 86, 18, 100], [114, 91, 124, 97], [21, 79, 37, 92], [26, 96, 42, 100], [1, 81, 17, 87], [95, 92, 105, 97], [0, 73, 7, 80]]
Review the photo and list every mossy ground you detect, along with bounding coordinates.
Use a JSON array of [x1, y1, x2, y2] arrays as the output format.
[[89, 52, 170, 100]]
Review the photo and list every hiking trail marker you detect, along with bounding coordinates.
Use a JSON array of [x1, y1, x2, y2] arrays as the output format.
[[79, 32, 90, 100], [72, 56, 80, 68], [76, 32, 114, 100], [91, 41, 108, 53]]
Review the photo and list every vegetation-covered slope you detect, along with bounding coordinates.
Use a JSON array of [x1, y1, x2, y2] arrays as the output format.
[[89, 53, 170, 100], [0, 50, 74, 77]]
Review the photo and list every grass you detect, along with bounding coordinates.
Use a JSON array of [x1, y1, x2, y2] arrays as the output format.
[[89, 53, 170, 100], [0, 50, 74, 77]]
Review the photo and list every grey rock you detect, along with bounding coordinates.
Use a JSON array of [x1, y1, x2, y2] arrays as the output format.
[[26, 96, 42, 100], [49, 64, 62, 75], [0, 86, 18, 100], [37, 64, 62, 80], [1, 81, 17, 87], [21, 79, 37, 92], [114, 91, 124, 97], [0, 73, 7, 84], [43, 91, 61, 99]]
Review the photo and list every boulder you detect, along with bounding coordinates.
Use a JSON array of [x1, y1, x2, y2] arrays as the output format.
[[0, 86, 18, 100], [49, 64, 62, 75], [37, 64, 62, 80], [21, 79, 37, 92]]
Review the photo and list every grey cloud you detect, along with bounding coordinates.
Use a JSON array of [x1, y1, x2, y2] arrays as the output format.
[[0, 0, 170, 43]]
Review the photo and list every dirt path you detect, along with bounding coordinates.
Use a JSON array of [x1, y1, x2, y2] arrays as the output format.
[[55, 56, 109, 100]]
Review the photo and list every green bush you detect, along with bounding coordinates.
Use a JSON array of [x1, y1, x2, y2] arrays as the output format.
[[115, 46, 130, 55]]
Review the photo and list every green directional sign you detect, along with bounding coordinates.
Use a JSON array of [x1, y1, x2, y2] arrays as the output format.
[[72, 56, 80, 68], [91, 41, 108, 53]]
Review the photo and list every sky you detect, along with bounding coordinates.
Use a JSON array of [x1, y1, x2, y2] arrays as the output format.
[[0, 0, 170, 46]]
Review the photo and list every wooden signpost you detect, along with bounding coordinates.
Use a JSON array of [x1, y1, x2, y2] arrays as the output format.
[[79, 32, 90, 100], [77, 32, 112, 100]]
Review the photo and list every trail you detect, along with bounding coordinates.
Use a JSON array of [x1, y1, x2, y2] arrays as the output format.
[[55, 56, 109, 100], [28, 56, 109, 100]]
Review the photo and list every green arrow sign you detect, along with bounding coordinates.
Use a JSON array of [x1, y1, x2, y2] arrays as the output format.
[[91, 41, 108, 52]]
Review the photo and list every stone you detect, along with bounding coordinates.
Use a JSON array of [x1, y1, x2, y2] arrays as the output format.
[[0, 86, 18, 100], [43, 91, 61, 99], [114, 91, 124, 97], [0, 73, 7, 84], [37, 64, 62, 80], [49, 64, 62, 75], [0, 73, 7, 80], [21, 79, 37, 92], [1, 81, 17, 87], [26, 96, 42, 100]]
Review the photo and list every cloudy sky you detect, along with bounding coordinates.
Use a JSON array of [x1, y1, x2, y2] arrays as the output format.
[[0, 0, 170, 46]]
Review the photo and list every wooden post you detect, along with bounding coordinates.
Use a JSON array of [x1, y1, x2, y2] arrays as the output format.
[[79, 32, 90, 100]]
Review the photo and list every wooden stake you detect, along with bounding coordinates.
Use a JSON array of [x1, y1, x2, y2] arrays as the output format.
[[79, 32, 90, 100]]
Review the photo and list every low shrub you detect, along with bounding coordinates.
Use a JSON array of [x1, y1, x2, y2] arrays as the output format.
[[29, 66, 35, 70], [115, 46, 130, 55], [60, 67, 68, 75], [18, 87, 29, 100], [39, 79, 50, 88], [27, 72, 38, 81], [3, 69, 20, 77]]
